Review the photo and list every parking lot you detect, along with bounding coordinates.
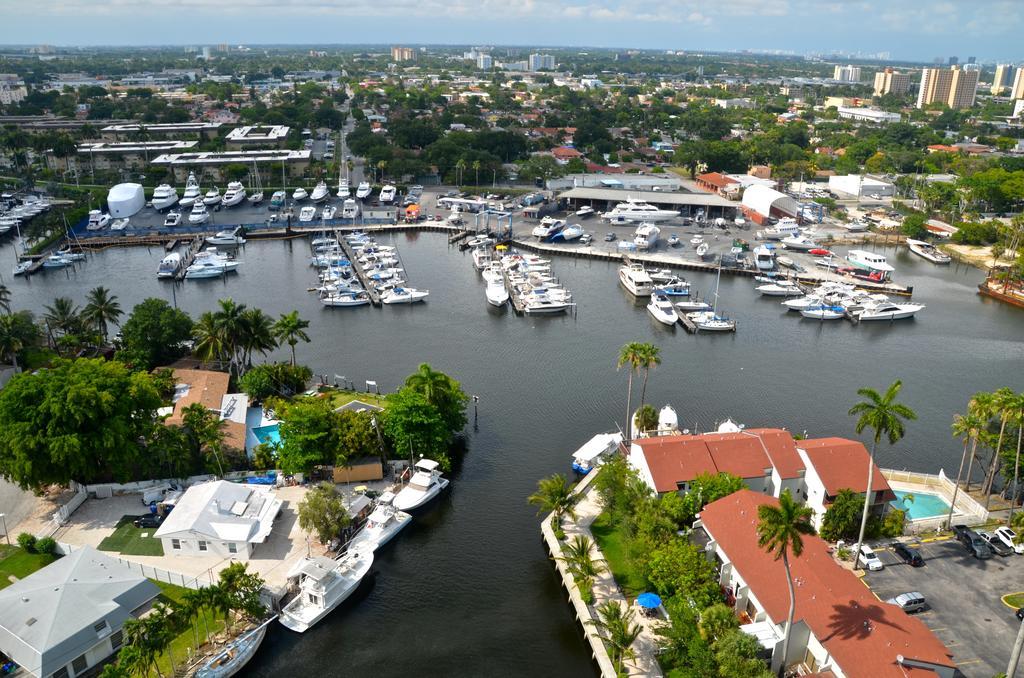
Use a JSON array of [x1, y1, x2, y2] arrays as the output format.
[[863, 537, 1022, 677]]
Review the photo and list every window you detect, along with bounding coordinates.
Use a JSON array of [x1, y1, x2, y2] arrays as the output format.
[[110, 630, 124, 651], [171, 539, 181, 550], [93, 621, 108, 633], [72, 654, 88, 674], [52, 668, 69, 678], [198, 541, 208, 552], [227, 543, 238, 554]]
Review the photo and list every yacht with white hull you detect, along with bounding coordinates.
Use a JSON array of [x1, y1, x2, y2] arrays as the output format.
[[393, 459, 449, 511], [647, 293, 679, 326], [633, 223, 660, 250], [346, 494, 411, 553], [221, 182, 246, 207], [618, 262, 654, 297], [356, 182, 372, 200], [188, 202, 210, 224], [179, 173, 201, 208], [279, 548, 374, 633], [151, 184, 179, 211], [602, 198, 679, 223], [310, 181, 330, 203], [378, 184, 396, 204]]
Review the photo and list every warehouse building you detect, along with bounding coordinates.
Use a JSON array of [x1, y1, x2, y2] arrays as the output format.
[[740, 185, 799, 225], [556, 187, 737, 220]]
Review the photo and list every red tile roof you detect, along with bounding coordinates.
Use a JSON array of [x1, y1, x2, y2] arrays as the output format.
[[701, 491, 955, 678], [799, 438, 891, 497], [697, 172, 740, 189], [552, 146, 583, 159]]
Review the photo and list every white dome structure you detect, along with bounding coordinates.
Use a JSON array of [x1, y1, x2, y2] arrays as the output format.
[[107, 183, 145, 218]]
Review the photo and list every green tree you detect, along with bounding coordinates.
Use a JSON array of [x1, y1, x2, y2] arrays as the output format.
[[117, 298, 194, 370], [634, 404, 658, 435], [275, 397, 335, 475], [403, 363, 468, 435], [382, 388, 451, 468], [239, 362, 313, 402], [217, 561, 266, 629], [239, 307, 277, 369], [635, 343, 661, 409], [0, 358, 161, 489], [698, 603, 739, 645], [0, 311, 40, 369], [617, 342, 648, 444], [900, 213, 929, 239], [589, 601, 642, 674], [678, 472, 746, 526], [271, 310, 310, 366], [756, 489, 814, 678], [182, 403, 228, 476], [0, 284, 10, 315], [297, 482, 351, 544], [528, 473, 580, 524], [713, 629, 773, 678], [558, 534, 605, 600], [43, 296, 81, 338], [848, 380, 917, 569], [647, 538, 721, 611], [819, 489, 864, 542], [948, 411, 984, 528], [82, 286, 122, 342]]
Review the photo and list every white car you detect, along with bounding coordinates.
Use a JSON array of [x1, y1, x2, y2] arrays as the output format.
[[858, 544, 884, 571], [994, 526, 1024, 555]]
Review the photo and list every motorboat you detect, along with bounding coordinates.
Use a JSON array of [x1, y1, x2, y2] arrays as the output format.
[[602, 198, 679, 223], [356, 182, 372, 199], [299, 206, 317, 222], [188, 202, 210, 224], [381, 287, 429, 304], [842, 220, 869, 233], [110, 218, 129, 231], [466, 235, 494, 248], [337, 179, 350, 199], [221, 181, 246, 207], [675, 298, 712, 312], [618, 262, 654, 297], [781, 234, 818, 251], [179, 172, 201, 207], [846, 249, 895, 277], [667, 233, 680, 247], [757, 218, 801, 240], [86, 210, 110, 231], [800, 304, 846, 320], [551, 223, 584, 242], [163, 211, 182, 227], [207, 227, 246, 246], [485, 282, 509, 307], [633, 223, 660, 250], [647, 293, 679, 326], [202, 187, 222, 206], [378, 184, 396, 204], [341, 199, 360, 219], [906, 239, 951, 264], [185, 258, 240, 279], [570, 432, 623, 475], [13, 261, 32, 277], [320, 291, 370, 307], [532, 217, 565, 240], [270, 190, 286, 209], [757, 280, 803, 297], [278, 548, 374, 633], [157, 252, 183, 279], [688, 311, 736, 332], [292, 187, 308, 202], [311, 236, 340, 252], [523, 296, 573, 314], [322, 205, 337, 220], [393, 459, 449, 511], [42, 254, 73, 269], [776, 255, 796, 269], [753, 244, 775, 271], [472, 248, 492, 270], [648, 269, 677, 284], [657, 406, 679, 436], [654, 281, 690, 297], [690, 235, 704, 247], [696, 242, 711, 259], [853, 300, 925, 321], [575, 206, 595, 218], [346, 494, 412, 553], [193, 617, 275, 678], [151, 183, 179, 211], [309, 181, 330, 203]]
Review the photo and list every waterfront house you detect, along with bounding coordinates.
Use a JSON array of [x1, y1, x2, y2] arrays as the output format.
[[694, 491, 956, 677], [797, 438, 895, 530], [0, 547, 160, 678], [154, 479, 282, 559]]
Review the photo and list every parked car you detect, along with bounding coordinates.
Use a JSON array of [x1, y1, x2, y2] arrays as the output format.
[[952, 524, 974, 546], [965, 534, 994, 559], [858, 544, 884, 571], [886, 592, 927, 614], [993, 526, 1024, 554], [132, 513, 164, 529], [980, 531, 1014, 557], [604, 232, 617, 242], [892, 542, 925, 567]]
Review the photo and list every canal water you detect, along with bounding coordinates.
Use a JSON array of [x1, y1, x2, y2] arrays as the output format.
[[3, 233, 1023, 676]]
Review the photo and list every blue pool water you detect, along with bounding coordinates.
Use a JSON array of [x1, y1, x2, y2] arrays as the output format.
[[890, 490, 951, 520], [252, 424, 282, 446]]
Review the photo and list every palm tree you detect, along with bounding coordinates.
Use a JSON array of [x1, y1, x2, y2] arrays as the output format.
[[240, 307, 277, 368], [82, 286, 122, 342], [617, 342, 647, 444], [948, 412, 983, 529], [376, 159, 387, 183], [472, 159, 481, 186], [635, 343, 661, 408], [215, 298, 247, 372], [192, 311, 226, 367], [0, 314, 25, 369], [848, 380, 917, 570], [756, 489, 814, 678], [0, 284, 10, 315], [965, 391, 995, 491], [589, 601, 642, 673], [455, 158, 467, 185], [527, 473, 579, 526], [404, 363, 449, 405], [1007, 392, 1024, 522], [558, 534, 605, 595], [43, 297, 81, 337], [271, 310, 310, 366], [982, 387, 1016, 508]]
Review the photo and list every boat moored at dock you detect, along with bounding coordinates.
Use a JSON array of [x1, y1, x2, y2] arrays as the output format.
[[279, 548, 374, 633], [393, 459, 449, 511]]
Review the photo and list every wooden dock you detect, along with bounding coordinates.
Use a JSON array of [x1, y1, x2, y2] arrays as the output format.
[[173, 236, 206, 281], [502, 265, 526, 313], [678, 313, 697, 333], [336, 237, 382, 307]]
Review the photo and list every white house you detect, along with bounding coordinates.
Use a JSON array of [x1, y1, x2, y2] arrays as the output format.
[[155, 480, 282, 560], [0, 547, 160, 678], [796, 437, 895, 529]]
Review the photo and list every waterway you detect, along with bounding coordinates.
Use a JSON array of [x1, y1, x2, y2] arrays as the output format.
[[3, 232, 1023, 676]]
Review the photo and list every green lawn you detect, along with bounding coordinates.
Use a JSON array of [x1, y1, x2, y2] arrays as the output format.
[[0, 545, 59, 589], [151, 581, 227, 676], [321, 388, 388, 411], [97, 516, 165, 556], [590, 512, 648, 598], [1005, 592, 1024, 609]]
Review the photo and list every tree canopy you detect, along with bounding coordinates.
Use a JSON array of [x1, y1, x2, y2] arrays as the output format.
[[117, 298, 194, 370]]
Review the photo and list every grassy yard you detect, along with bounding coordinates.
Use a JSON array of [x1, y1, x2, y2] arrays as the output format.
[[97, 516, 165, 556], [590, 512, 648, 598], [1005, 592, 1024, 609], [321, 387, 388, 411], [0, 545, 59, 589], [152, 581, 228, 676]]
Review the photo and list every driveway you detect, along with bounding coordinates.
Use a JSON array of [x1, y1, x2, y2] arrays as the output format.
[[863, 538, 1021, 678]]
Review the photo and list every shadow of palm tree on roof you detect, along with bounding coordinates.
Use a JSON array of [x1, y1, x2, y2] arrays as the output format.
[[822, 599, 904, 643]]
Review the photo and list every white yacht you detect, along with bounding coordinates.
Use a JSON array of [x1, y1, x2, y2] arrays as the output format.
[[381, 287, 429, 304], [553, 223, 584, 242], [278, 548, 374, 633], [688, 311, 737, 332], [221, 181, 246, 207], [781, 234, 817, 251], [378, 184, 396, 204], [207, 227, 246, 246], [485, 282, 509, 307], [800, 304, 846, 320], [341, 199, 360, 219], [753, 244, 775, 271], [633, 223, 660, 250], [322, 205, 337, 220], [570, 432, 623, 475], [163, 211, 182, 227], [847, 249, 896, 276], [193, 617, 275, 678], [522, 296, 573, 314], [202, 187, 222, 206], [757, 280, 803, 297], [393, 459, 449, 511], [757, 218, 801, 240], [188, 202, 210, 224], [906, 239, 951, 264], [646, 293, 679, 326], [110, 218, 129, 231], [86, 210, 111, 231], [602, 198, 679, 223], [157, 252, 183, 279], [270, 190, 286, 209], [299, 206, 317, 222], [310, 181, 330, 203], [320, 291, 370, 307], [854, 300, 924, 321], [179, 172, 201, 207], [575, 205, 595, 218], [151, 183, 179, 211], [532, 217, 565, 240], [346, 494, 412, 553], [356, 182, 372, 200], [618, 262, 654, 297], [185, 248, 240, 278], [657, 405, 679, 435], [292, 187, 309, 201], [337, 178, 350, 199]]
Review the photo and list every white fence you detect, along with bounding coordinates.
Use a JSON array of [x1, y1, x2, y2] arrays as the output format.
[[82, 471, 280, 499], [881, 467, 990, 534], [56, 541, 219, 590], [52, 480, 88, 527]]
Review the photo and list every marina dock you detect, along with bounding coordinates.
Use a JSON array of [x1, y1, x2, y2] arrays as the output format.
[[174, 236, 207, 281], [336, 237, 382, 306]]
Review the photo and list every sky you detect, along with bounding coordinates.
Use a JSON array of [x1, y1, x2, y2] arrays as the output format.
[[1, 0, 1021, 63]]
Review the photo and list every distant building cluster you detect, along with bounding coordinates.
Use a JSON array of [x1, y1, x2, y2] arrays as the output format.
[[872, 68, 910, 96], [528, 54, 556, 71], [391, 46, 417, 62], [832, 64, 861, 82], [917, 65, 978, 109]]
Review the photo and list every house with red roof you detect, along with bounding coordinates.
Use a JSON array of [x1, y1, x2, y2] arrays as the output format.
[[695, 490, 956, 677], [797, 437, 895, 529], [695, 172, 742, 199], [551, 146, 583, 164]]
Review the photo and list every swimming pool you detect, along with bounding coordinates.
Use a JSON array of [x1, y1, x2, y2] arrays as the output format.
[[252, 423, 282, 446], [890, 490, 951, 520]]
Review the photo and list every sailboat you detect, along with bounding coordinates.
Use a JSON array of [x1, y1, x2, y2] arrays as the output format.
[[688, 263, 736, 332], [248, 160, 264, 205]]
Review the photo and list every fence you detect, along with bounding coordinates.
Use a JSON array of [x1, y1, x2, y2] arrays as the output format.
[[52, 480, 88, 526], [56, 541, 219, 590], [881, 467, 990, 532]]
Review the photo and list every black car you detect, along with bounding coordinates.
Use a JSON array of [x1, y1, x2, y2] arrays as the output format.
[[952, 524, 974, 546], [892, 542, 925, 567], [966, 534, 994, 559], [133, 513, 164, 529]]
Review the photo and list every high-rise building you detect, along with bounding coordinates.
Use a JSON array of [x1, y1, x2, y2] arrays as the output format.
[[917, 66, 978, 109], [528, 54, 556, 71], [391, 46, 417, 62], [873, 68, 911, 96], [967, 56, 976, 64], [1011, 69, 1024, 100], [992, 64, 1013, 95], [833, 64, 862, 82], [477, 54, 493, 70], [948, 56, 959, 65]]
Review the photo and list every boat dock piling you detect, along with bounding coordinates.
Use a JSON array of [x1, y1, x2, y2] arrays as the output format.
[[678, 313, 698, 333], [174, 236, 206, 281], [503, 266, 527, 314], [448, 229, 471, 244], [337, 237, 382, 307]]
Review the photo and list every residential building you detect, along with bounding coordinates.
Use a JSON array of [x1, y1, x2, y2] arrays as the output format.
[[164, 368, 246, 452], [1011, 69, 1024, 100], [948, 66, 980, 109], [917, 66, 978, 109], [528, 54, 556, 71], [550, 146, 583, 164], [872, 68, 910, 96], [694, 491, 956, 677], [0, 547, 160, 678], [154, 479, 283, 559], [836, 106, 902, 123], [391, 46, 417, 62], [714, 97, 755, 109], [100, 122, 222, 140], [796, 437, 895, 529], [224, 124, 290, 149], [477, 55, 493, 70], [695, 172, 741, 199], [151, 149, 310, 182], [0, 83, 28, 105], [47, 140, 199, 173], [992, 65, 1013, 95], [833, 64, 862, 82]]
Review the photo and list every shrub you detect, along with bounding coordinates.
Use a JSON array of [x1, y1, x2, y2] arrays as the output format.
[[17, 533, 37, 553], [836, 546, 851, 561], [35, 537, 57, 555], [880, 509, 906, 538]]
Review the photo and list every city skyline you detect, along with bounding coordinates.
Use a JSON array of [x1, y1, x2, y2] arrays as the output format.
[[1, 0, 1021, 62]]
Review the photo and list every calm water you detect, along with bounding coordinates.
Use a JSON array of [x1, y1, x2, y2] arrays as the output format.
[[3, 233, 1024, 676]]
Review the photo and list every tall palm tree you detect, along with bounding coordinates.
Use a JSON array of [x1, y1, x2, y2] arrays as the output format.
[[240, 307, 277, 368], [527, 473, 579, 525], [588, 601, 642, 674], [0, 284, 10, 315], [848, 380, 917, 570], [0, 314, 25, 369], [82, 286, 122, 342], [472, 159, 481, 186], [1007, 392, 1024, 522], [635, 343, 661, 409], [455, 158, 467, 185], [617, 342, 647, 444], [271, 310, 310, 366], [948, 412, 983, 529], [965, 391, 995, 491], [558, 534, 605, 595], [43, 296, 81, 337], [982, 387, 1016, 508], [192, 311, 226, 368], [404, 363, 449, 405], [756, 489, 814, 678]]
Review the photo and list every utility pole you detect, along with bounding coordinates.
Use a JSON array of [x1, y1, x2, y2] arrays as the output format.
[[1009, 615, 1024, 678]]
